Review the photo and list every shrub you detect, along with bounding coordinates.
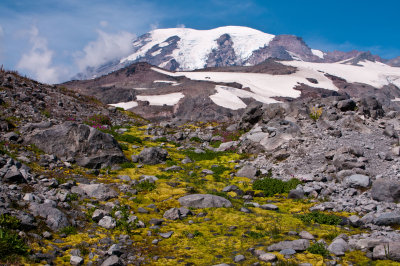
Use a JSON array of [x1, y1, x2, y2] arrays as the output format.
[[183, 149, 227, 161], [120, 161, 135, 169], [307, 242, 329, 257], [246, 231, 266, 239], [135, 181, 156, 192], [155, 137, 168, 142], [116, 134, 142, 144], [190, 136, 203, 143], [66, 193, 79, 202], [60, 226, 78, 236], [252, 177, 301, 196], [296, 211, 342, 225], [0, 229, 28, 258], [0, 214, 21, 230], [309, 107, 323, 121]]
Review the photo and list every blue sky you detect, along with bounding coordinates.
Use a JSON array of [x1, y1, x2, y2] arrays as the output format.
[[0, 0, 399, 83]]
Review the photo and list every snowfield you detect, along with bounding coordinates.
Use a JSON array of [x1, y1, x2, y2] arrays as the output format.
[[150, 60, 400, 109], [121, 26, 275, 70], [136, 92, 184, 106], [109, 101, 138, 110]]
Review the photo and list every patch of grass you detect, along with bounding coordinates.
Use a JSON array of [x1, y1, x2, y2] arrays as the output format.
[[183, 149, 228, 161], [76, 243, 90, 256], [307, 242, 329, 257], [119, 143, 129, 150], [120, 161, 135, 169], [155, 174, 171, 179], [155, 137, 168, 142], [190, 136, 203, 143], [246, 230, 266, 239], [0, 214, 21, 230], [135, 181, 156, 192], [0, 229, 28, 259], [66, 193, 79, 202], [252, 177, 301, 196], [116, 134, 142, 144], [59, 226, 78, 236], [40, 109, 51, 118], [210, 140, 222, 148], [296, 211, 342, 225]]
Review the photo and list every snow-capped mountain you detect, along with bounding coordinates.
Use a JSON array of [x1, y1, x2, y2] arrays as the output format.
[[74, 26, 327, 79], [73, 26, 398, 81]]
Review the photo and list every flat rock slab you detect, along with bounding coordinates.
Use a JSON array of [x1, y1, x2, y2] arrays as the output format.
[[268, 239, 310, 252], [74, 183, 118, 201], [29, 203, 69, 230], [178, 194, 233, 208], [373, 242, 400, 261]]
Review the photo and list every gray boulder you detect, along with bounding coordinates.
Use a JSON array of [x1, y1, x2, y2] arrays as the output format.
[[371, 179, 400, 202], [328, 238, 349, 256], [344, 174, 370, 188], [3, 165, 26, 183], [373, 242, 400, 261], [178, 194, 233, 208], [267, 239, 310, 251], [101, 255, 123, 266], [74, 183, 118, 201], [23, 122, 126, 169], [70, 256, 84, 266], [163, 207, 192, 220], [374, 212, 400, 226], [29, 203, 69, 230], [288, 189, 305, 199], [138, 147, 168, 165], [337, 99, 356, 112], [98, 216, 117, 229], [236, 165, 258, 179]]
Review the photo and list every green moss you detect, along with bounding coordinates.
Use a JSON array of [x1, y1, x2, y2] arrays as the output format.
[[135, 180, 156, 192], [183, 149, 230, 161], [59, 226, 78, 236], [252, 177, 301, 196], [307, 242, 329, 257], [296, 211, 342, 226]]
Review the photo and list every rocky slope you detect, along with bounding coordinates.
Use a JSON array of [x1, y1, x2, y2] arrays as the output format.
[[65, 58, 400, 124], [74, 26, 397, 80], [3, 65, 400, 265]]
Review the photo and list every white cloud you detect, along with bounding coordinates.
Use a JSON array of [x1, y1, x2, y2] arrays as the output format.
[[16, 26, 61, 84], [150, 22, 159, 30], [176, 24, 186, 28], [75, 29, 135, 71], [0, 25, 3, 37]]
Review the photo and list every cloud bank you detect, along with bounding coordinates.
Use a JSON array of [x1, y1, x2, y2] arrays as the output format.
[[16, 26, 61, 84], [75, 30, 135, 71]]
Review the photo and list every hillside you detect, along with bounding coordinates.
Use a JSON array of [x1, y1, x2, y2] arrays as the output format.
[[2, 67, 400, 265]]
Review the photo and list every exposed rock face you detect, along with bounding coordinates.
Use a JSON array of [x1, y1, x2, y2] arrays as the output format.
[[371, 179, 400, 202], [73, 183, 118, 201], [29, 203, 69, 230], [178, 194, 233, 208], [138, 147, 168, 165], [206, 34, 237, 68], [23, 122, 126, 169]]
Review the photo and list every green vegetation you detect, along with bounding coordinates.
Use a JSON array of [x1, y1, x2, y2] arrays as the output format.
[[135, 180, 156, 192], [297, 211, 342, 225], [59, 226, 78, 236], [252, 177, 301, 196], [0, 229, 28, 259], [190, 136, 203, 143], [183, 149, 229, 161], [66, 193, 79, 202], [307, 242, 330, 257], [120, 161, 136, 169], [0, 214, 21, 230]]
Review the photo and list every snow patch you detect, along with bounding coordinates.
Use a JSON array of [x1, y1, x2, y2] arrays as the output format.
[[210, 86, 247, 110], [109, 101, 138, 110], [311, 49, 324, 59], [281, 60, 400, 89], [151, 67, 182, 77], [136, 92, 184, 106], [151, 49, 162, 56]]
